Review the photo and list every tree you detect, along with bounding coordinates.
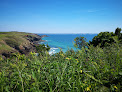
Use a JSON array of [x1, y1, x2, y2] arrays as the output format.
[[74, 36, 88, 49], [115, 27, 121, 36], [89, 32, 115, 47], [115, 27, 122, 42], [36, 44, 50, 53]]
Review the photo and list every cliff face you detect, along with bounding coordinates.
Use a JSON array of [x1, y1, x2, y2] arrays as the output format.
[[0, 32, 45, 57]]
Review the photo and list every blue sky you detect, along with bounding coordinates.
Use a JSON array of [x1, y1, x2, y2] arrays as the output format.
[[0, 0, 122, 33]]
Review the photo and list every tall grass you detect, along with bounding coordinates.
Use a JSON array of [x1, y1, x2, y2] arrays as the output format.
[[0, 44, 121, 92]]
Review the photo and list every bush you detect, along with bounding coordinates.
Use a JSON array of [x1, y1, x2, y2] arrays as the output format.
[[89, 32, 116, 47], [0, 28, 122, 91], [36, 44, 50, 53], [89, 28, 122, 48], [0, 43, 121, 92], [74, 36, 88, 49]]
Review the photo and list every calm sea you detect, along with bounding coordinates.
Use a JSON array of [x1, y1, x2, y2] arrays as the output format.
[[38, 34, 97, 54]]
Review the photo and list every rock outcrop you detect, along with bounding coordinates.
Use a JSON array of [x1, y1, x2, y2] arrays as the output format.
[[0, 32, 47, 57]]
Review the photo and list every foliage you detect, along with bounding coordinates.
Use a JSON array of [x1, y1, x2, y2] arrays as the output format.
[[0, 29, 122, 91], [5, 38, 20, 48], [36, 44, 50, 53], [0, 43, 121, 92], [89, 28, 122, 48], [118, 33, 122, 42], [115, 27, 121, 36], [89, 32, 116, 47], [74, 36, 88, 49]]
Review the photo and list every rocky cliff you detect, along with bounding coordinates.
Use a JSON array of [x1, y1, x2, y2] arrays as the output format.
[[0, 32, 46, 57]]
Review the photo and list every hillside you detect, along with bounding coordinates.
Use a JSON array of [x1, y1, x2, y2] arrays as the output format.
[[0, 32, 44, 57], [0, 30, 121, 91]]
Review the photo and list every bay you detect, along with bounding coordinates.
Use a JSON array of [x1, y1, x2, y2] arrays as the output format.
[[38, 34, 97, 54]]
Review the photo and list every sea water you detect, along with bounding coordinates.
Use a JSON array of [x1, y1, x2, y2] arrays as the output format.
[[38, 34, 97, 54]]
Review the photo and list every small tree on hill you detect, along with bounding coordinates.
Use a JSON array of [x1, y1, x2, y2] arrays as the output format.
[[115, 27, 121, 36], [74, 36, 88, 49], [36, 44, 50, 53]]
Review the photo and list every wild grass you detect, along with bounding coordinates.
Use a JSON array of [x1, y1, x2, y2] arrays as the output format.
[[0, 43, 121, 92], [0, 32, 35, 54]]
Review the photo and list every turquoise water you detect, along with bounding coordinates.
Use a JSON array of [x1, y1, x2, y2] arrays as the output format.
[[38, 34, 97, 54]]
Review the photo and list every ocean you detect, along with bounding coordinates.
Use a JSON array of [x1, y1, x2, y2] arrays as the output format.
[[38, 34, 97, 54]]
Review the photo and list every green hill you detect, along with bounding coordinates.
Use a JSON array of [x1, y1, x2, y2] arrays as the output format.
[[0, 32, 43, 57]]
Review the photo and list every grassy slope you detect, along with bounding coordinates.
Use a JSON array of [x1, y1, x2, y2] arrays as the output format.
[[0, 44, 121, 92], [0, 32, 40, 56], [0, 32, 121, 91]]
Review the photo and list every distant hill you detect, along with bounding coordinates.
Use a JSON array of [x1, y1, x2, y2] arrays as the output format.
[[0, 32, 45, 57]]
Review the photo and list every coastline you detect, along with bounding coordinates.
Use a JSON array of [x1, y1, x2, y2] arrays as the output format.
[[0, 32, 47, 57]]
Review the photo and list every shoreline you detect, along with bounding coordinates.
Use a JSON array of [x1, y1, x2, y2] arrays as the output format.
[[0, 32, 47, 57]]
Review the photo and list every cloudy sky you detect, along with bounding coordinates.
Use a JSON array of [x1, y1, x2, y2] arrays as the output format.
[[0, 0, 122, 33]]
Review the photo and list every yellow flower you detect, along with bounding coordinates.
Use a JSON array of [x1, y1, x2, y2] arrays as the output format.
[[80, 70, 83, 73], [66, 57, 70, 60], [61, 54, 64, 57], [85, 85, 91, 91], [86, 87, 90, 91], [114, 86, 117, 89], [75, 59, 79, 63], [89, 85, 91, 88]]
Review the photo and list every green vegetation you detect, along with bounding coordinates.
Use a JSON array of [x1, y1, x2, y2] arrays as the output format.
[[74, 36, 88, 49], [0, 32, 28, 52], [36, 44, 50, 53], [89, 28, 121, 48], [74, 28, 121, 48], [0, 32, 42, 57], [0, 28, 122, 92]]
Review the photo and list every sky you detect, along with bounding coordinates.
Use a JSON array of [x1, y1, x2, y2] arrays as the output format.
[[0, 0, 122, 33]]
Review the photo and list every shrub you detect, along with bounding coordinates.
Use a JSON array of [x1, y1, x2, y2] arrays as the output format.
[[0, 43, 121, 92]]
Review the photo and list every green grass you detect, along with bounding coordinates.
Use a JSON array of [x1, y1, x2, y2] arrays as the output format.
[[0, 44, 121, 92], [0, 43, 11, 51], [0, 32, 38, 54]]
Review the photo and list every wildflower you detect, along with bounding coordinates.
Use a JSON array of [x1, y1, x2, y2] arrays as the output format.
[[66, 57, 70, 60], [80, 70, 83, 73], [61, 54, 64, 57], [86, 87, 90, 91], [85, 85, 91, 91], [75, 59, 79, 63], [114, 86, 118, 89]]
